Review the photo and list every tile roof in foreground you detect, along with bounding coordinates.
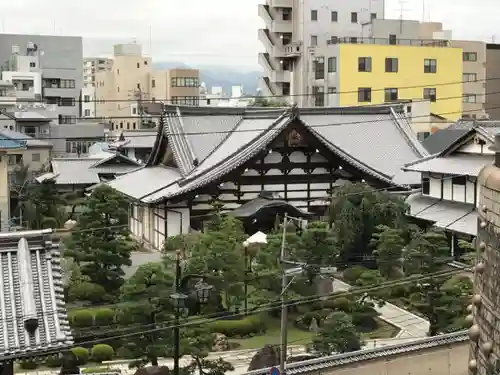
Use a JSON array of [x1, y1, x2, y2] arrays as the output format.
[[0, 229, 73, 359], [109, 104, 428, 203], [244, 330, 467, 375]]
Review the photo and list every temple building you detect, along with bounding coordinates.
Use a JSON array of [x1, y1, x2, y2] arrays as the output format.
[[0, 229, 73, 375], [109, 104, 428, 250]]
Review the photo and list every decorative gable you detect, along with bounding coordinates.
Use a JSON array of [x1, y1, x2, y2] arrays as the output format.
[[454, 134, 493, 155]]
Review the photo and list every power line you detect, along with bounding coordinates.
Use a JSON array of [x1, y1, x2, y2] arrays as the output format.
[[17, 76, 500, 104], [0, 267, 465, 357]]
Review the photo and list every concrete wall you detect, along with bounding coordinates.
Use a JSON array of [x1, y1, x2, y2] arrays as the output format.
[[485, 44, 500, 120]]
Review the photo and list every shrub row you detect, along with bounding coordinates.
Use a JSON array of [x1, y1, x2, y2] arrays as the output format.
[[69, 308, 116, 327], [208, 314, 266, 337], [18, 344, 115, 370]]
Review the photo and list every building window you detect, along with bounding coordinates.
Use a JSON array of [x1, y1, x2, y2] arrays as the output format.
[[385, 57, 398, 72], [132, 107, 137, 114], [29, 62, 36, 68], [60, 98, 75, 107], [282, 8, 291, 20], [327, 57, 337, 72], [463, 73, 477, 82], [358, 57, 372, 72], [171, 96, 200, 106], [144, 60, 148, 65], [422, 177, 430, 194], [152, 79, 156, 88], [327, 87, 337, 94], [117, 86, 120, 92], [424, 58, 437, 73], [384, 88, 398, 102], [84, 95, 90, 102], [311, 10, 318, 21], [137, 83, 140, 89], [59, 115, 77, 124], [31, 153, 40, 162], [351, 12, 358, 23], [170, 77, 200, 87], [463, 94, 477, 103], [311, 35, 318, 46], [417, 132, 431, 141], [84, 109, 90, 116], [314, 57, 325, 79], [350, 37, 357, 43], [371, 13, 377, 20], [423, 88, 437, 102], [452, 176, 467, 185], [313, 86, 325, 107], [463, 52, 477, 61], [358, 87, 371, 102], [137, 62, 140, 68], [389, 34, 397, 45], [331, 11, 338, 22]]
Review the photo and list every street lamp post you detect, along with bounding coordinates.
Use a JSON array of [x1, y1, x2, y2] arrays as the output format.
[[171, 250, 213, 375]]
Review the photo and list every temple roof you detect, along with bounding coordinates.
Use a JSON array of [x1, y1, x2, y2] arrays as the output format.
[[0, 229, 73, 359], [109, 105, 428, 203]]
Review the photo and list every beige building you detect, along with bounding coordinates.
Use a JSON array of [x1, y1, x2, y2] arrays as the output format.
[[485, 43, 500, 120], [94, 43, 200, 130], [83, 57, 113, 88]]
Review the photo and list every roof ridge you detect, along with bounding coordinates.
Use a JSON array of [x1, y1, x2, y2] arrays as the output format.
[[389, 107, 429, 157]]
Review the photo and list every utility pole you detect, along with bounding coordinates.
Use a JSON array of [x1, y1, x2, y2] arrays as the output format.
[[279, 213, 288, 375]]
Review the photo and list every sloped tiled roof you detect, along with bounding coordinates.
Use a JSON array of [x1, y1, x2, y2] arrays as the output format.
[[403, 153, 493, 176], [0, 229, 73, 358], [421, 128, 470, 154], [0, 129, 53, 148], [37, 152, 140, 185], [110, 105, 428, 203]]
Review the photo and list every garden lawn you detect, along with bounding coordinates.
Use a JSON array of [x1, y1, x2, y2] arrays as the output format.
[[229, 317, 399, 350]]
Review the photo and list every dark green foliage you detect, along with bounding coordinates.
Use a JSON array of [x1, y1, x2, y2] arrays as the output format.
[[19, 359, 38, 370], [65, 185, 134, 296], [94, 308, 115, 325], [208, 315, 267, 337], [91, 344, 115, 362], [312, 311, 362, 354], [328, 183, 408, 266], [71, 310, 94, 327], [70, 347, 90, 365]]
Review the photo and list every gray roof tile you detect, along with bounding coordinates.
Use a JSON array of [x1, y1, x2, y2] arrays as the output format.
[[421, 129, 470, 154], [403, 153, 493, 176], [0, 229, 73, 357], [406, 194, 477, 235], [245, 330, 467, 375]]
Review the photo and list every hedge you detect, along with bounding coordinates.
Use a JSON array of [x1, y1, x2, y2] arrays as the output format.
[[71, 346, 90, 365], [91, 344, 115, 362], [208, 314, 266, 337], [19, 359, 38, 370], [82, 366, 120, 374], [71, 310, 94, 327], [44, 354, 62, 368], [94, 308, 115, 325]]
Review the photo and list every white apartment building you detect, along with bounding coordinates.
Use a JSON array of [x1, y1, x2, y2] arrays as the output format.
[[258, 0, 385, 107], [81, 58, 112, 119]]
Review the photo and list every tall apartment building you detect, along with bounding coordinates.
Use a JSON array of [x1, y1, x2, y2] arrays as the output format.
[[258, 0, 386, 106], [94, 43, 200, 130], [0, 34, 83, 123], [484, 44, 500, 120]]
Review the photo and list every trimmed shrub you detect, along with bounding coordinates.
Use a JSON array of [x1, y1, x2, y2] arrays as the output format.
[[323, 297, 351, 312], [71, 346, 90, 365], [71, 309, 94, 327], [116, 346, 134, 359], [208, 314, 266, 337], [91, 344, 115, 362], [19, 360, 38, 370], [94, 308, 115, 326], [44, 354, 62, 368], [342, 266, 367, 285]]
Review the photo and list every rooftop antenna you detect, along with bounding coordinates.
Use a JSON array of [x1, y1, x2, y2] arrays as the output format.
[[421, 0, 425, 22], [149, 25, 152, 56], [397, 0, 410, 33], [492, 35, 497, 43]]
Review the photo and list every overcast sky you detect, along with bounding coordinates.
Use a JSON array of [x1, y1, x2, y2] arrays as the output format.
[[1, 0, 499, 70]]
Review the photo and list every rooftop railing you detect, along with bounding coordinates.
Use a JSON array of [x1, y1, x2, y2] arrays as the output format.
[[326, 37, 449, 47]]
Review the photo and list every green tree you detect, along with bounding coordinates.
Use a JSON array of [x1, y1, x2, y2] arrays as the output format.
[[186, 215, 247, 310], [403, 229, 456, 335], [291, 221, 339, 284], [251, 98, 288, 107], [328, 183, 408, 267], [120, 263, 175, 367], [65, 185, 134, 296], [371, 225, 406, 279], [312, 311, 362, 354]]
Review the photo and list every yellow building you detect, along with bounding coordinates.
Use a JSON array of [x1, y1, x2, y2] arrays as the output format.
[[337, 43, 463, 121]]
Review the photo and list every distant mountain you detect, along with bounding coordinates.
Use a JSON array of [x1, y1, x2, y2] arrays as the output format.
[[154, 62, 261, 95]]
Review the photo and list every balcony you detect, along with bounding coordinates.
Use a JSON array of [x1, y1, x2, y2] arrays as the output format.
[[258, 53, 275, 76], [268, 0, 293, 8], [271, 70, 291, 83], [284, 42, 302, 57], [259, 29, 285, 58], [326, 36, 450, 47], [271, 20, 293, 34], [258, 4, 273, 27]]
